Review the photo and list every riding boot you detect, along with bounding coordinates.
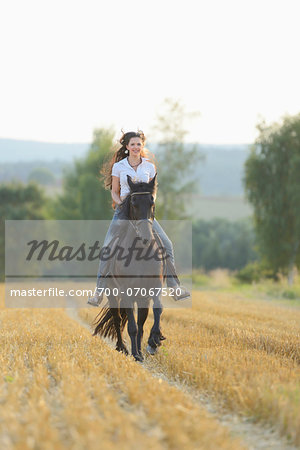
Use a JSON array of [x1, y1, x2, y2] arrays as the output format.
[[165, 257, 180, 286], [165, 257, 191, 301], [87, 276, 106, 307], [152, 230, 190, 301]]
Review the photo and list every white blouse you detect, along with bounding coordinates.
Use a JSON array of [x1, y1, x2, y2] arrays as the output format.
[[112, 157, 156, 198]]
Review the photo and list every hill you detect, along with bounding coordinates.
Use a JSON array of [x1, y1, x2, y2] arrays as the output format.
[[0, 139, 251, 196]]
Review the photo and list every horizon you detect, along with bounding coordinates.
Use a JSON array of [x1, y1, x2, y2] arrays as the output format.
[[0, 136, 252, 146]]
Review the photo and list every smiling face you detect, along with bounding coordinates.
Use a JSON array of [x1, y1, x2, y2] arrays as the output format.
[[126, 137, 143, 157]]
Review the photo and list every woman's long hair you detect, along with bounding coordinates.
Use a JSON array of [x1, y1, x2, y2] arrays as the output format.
[[100, 130, 157, 209]]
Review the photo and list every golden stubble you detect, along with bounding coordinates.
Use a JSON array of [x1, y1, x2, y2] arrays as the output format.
[[0, 284, 243, 450], [80, 290, 300, 447]]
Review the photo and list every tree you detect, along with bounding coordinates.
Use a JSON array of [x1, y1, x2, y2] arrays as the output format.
[[192, 217, 258, 271], [0, 182, 47, 280], [243, 113, 300, 284], [151, 98, 204, 220], [51, 127, 115, 220], [28, 167, 55, 185]]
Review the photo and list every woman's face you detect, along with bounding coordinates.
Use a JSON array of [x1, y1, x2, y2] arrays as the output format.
[[126, 137, 143, 157]]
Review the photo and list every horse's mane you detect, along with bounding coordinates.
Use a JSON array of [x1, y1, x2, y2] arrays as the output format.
[[118, 179, 157, 219]]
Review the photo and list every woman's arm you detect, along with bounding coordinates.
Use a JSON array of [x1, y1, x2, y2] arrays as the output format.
[[111, 175, 122, 205]]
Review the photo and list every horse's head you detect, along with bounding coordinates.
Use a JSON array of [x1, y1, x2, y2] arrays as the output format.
[[118, 174, 157, 243], [119, 173, 157, 221], [128, 173, 157, 221]]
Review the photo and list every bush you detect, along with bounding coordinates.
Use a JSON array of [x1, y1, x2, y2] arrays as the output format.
[[235, 261, 275, 284], [282, 289, 297, 300]]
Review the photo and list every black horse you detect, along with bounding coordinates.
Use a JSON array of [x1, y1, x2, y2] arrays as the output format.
[[93, 174, 167, 361]]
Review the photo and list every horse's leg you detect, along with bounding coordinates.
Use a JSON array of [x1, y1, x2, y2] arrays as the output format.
[[126, 306, 142, 362], [147, 294, 163, 355], [107, 294, 128, 354], [137, 306, 149, 361], [113, 309, 129, 355]]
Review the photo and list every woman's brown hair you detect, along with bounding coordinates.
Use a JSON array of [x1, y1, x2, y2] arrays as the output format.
[[100, 130, 157, 208]]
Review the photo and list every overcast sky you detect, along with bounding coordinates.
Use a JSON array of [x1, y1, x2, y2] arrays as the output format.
[[1, 0, 299, 144]]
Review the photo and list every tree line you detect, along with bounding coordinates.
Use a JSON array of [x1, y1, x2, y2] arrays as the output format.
[[1, 100, 300, 284]]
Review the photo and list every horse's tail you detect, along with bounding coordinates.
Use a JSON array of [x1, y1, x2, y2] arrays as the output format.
[[92, 307, 128, 340]]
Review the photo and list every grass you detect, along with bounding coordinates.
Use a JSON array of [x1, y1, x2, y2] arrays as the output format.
[[0, 283, 243, 449], [192, 268, 300, 305], [80, 281, 300, 447], [1, 274, 300, 448]]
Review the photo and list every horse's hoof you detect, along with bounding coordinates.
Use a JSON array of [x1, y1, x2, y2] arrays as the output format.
[[133, 353, 144, 362], [116, 345, 129, 355], [138, 352, 144, 362], [146, 344, 157, 355], [148, 334, 162, 349]]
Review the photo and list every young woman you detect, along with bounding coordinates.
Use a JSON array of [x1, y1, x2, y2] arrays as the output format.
[[88, 130, 190, 306]]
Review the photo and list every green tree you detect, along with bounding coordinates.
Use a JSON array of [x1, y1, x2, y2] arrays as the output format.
[[243, 113, 300, 284], [192, 217, 258, 271], [0, 182, 47, 280], [151, 98, 205, 220], [51, 128, 115, 220], [28, 167, 55, 185]]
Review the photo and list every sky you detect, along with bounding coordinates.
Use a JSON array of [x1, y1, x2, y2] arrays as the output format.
[[1, 0, 300, 144]]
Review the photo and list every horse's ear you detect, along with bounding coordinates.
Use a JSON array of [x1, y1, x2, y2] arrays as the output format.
[[127, 175, 135, 190], [149, 173, 157, 189]]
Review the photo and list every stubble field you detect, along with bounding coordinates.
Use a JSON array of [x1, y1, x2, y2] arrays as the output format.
[[1, 283, 299, 449]]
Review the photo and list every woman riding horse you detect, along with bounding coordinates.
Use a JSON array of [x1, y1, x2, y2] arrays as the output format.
[[88, 130, 190, 307], [93, 174, 168, 361]]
